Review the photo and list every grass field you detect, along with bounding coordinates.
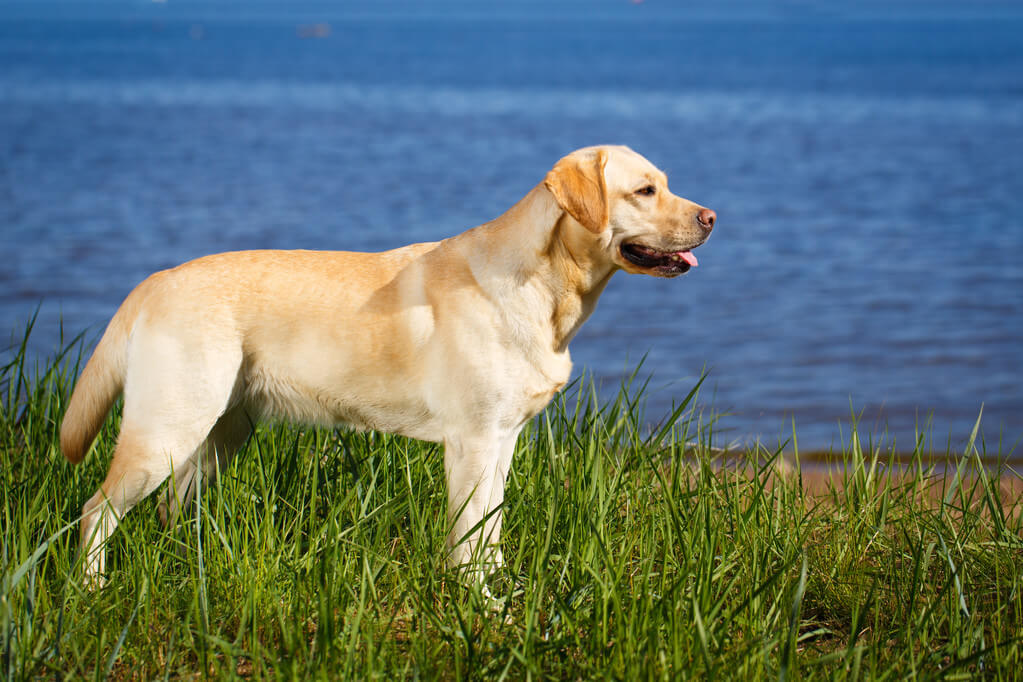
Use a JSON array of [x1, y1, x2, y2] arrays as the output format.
[[2, 323, 1022, 680]]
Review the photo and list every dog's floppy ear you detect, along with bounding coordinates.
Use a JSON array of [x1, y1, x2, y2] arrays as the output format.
[[544, 148, 609, 233]]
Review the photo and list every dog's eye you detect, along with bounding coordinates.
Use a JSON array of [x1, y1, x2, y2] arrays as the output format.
[[635, 185, 656, 196]]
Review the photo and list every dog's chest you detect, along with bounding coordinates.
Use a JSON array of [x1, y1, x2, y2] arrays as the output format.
[[503, 348, 572, 424]]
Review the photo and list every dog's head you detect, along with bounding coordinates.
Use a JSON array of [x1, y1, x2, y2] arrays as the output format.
[[544, 145, 715, 277]]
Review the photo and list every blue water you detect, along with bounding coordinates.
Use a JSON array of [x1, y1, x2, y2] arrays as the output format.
[[2, 1, 1022, 452]]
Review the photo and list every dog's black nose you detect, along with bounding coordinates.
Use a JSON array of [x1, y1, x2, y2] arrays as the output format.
[[697, 208, 716, 232]]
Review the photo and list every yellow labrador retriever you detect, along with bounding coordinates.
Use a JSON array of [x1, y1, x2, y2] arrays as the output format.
[[61, 145, 715, 583]]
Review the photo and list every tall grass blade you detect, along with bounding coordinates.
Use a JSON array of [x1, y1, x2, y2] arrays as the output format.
[[778, 554, 807, 682]]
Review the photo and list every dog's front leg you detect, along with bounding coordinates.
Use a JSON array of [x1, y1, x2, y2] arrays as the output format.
[[443, 430, 518, 582]]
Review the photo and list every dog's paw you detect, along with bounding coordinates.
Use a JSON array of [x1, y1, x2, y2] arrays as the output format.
[[83, 572, 107, 591]]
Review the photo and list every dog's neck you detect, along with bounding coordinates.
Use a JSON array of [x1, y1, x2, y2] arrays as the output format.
[[543, 212, 616, 351], [464, 183, 617, 352]]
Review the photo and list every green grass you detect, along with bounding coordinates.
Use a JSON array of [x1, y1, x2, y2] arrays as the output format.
[[2, 320, 1022, 680]]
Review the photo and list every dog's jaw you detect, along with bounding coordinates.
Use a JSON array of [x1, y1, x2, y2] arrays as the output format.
[[619, 242, 699, 277], [613, 237, 703, 274]]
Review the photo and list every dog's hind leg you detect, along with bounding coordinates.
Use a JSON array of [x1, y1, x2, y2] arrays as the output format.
[[157, 406, 252, 527], [78, 329, 242, 585]]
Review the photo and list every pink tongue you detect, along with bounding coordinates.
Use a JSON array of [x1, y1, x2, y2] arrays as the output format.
[[679, 251, 698, 267]]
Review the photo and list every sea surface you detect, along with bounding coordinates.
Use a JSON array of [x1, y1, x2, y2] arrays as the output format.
[[2, 0, 1022, 452]]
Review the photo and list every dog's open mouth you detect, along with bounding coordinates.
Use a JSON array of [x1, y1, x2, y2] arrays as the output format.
[[620, 243, 699, 276]]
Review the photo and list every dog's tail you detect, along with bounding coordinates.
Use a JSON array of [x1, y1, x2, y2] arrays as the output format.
[[60, 280, 149, 464]]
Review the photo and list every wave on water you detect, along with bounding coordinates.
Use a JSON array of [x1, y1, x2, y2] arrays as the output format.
[[4, 79, 1022, 125]]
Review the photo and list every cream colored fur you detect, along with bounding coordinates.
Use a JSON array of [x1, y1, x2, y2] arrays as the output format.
[[60, 145, 715, 584]]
